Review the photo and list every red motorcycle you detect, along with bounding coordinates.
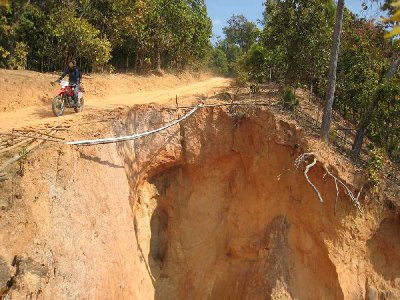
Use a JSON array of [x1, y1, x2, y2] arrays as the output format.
[[52, 80, 84, 117]]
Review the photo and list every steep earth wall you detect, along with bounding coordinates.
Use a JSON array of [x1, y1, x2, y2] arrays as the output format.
[[0, 106, 399, 299]]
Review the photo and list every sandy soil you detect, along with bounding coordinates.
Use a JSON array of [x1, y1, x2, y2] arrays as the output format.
[[1, 104, 399, 299], [0, 69, 231, 131], [0, 69, 399, 299]]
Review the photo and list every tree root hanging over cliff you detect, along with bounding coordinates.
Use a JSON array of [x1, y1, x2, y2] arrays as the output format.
[[295, 153, 363, 212]]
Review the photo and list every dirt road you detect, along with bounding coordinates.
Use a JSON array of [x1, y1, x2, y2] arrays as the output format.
[[0, 76, 231, 131]]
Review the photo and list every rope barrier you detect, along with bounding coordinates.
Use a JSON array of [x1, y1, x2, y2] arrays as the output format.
[[67, 104, 204, 146], [67, 101, 273, 146]]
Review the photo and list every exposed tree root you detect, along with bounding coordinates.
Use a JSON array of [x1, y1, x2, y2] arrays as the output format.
[[295, 152, 363, 212]]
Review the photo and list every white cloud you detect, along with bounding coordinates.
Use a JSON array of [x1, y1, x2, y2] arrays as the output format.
[[213, 19, 222, 25]]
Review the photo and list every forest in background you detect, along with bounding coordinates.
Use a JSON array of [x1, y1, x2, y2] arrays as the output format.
[[0, 0, 212, 72], [209, 0, 400, 166]]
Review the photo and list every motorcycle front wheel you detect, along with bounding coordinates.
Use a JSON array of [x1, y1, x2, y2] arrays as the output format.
[[52, 95, 65, 117], [74, 98, 84, 113]]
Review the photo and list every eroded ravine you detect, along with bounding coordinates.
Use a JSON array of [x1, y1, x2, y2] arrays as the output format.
[[0, 106, 399, 299], [115, 106, 399, 299]]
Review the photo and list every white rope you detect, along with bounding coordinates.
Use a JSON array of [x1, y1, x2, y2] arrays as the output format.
[[67, 104, 203, 146]]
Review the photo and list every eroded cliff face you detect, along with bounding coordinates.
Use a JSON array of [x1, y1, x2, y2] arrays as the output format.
[[0, 106, 399, 299]]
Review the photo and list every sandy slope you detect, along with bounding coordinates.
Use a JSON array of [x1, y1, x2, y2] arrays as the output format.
[[0, 69, 231, 131]]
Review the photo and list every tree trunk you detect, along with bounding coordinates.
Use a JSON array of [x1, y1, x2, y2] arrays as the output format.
[[386, 57, 400, 79], [351, 56, 400, 159], [352, 125, 367, 158], [321, 0, 345, 142], [134, 46, 142, 74], [156, 46, 162, 73]]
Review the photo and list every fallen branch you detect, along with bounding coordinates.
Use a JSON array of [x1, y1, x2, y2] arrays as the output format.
[[0, 129, 57, 176], [0, 132, 63, 143], [13, 129, 65, 140], [0, 139, 45, 174], [0, 138, 33, 155]]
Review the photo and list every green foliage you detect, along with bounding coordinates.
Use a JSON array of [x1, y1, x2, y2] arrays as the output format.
[[261, 0, 335, 88], [335, 16, 388, 122], [223, 15, 260, 53], [367, 148, 385, 186], [234, 0, 400, 163], [329, 128, 337, 143], [215, 39, 242, 76], [0, 0, 212, 72], [47, 8, 112, 70], [212, 14, 259, 78], [8, 41, 27, 69], [280, 86, 299, 111], [334, 15, 400, 162], [208, 48, 229, 76], [383, 0, 400, 38], [367, 79, 400, 162], [238, 44, 268, 83]]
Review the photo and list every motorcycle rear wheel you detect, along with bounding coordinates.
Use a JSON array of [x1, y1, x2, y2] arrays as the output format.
[[52, 95, 65, 117]]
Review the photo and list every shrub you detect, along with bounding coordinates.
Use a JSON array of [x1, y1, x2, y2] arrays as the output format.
[[329, 128, 338, 143], [9, 42, 28, 70], [280, 86, 299, 111], [367, 148, 385, 186], [208, 48, 229, 76]]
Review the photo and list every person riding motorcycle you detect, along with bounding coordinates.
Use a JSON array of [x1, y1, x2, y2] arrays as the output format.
[[56, 60, 82, 106]]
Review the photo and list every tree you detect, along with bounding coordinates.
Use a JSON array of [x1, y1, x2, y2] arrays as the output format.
[[215, 39, 242, 75], [237, 44, 268, 83], [321, 0, 345, 142], [46, 7, 112, 70], [261, 0, 335, 88], [350, 0, 400, 159], [383, 0, 400, 38], [223, 15, 259, 53], [208, 48, 229, 76], [0, 0, 212, 72]]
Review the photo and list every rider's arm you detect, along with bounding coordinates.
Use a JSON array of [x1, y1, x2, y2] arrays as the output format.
[[58, 68, 68, 81]]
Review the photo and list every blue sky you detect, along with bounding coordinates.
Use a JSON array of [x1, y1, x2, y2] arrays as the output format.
[[205, 0, 385, 42]]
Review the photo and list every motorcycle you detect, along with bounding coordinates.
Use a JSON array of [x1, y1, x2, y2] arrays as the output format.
[[52, 80, 84, 117]]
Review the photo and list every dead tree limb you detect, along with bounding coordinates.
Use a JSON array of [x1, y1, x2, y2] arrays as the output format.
[[0, 138, 33, 155], [0, 129, 57, 178], [0, 132, 63, 143], [13, 129, 65, 140], [0, 139, 45, 175]]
